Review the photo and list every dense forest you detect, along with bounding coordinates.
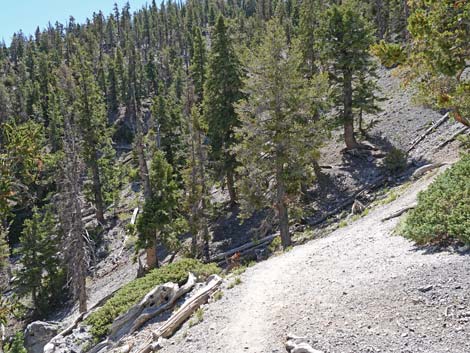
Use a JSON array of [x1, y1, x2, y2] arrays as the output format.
[[0, 0, 469, 340]]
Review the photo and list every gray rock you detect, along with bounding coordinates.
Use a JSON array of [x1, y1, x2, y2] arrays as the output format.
[[291, 343, 324, 353], [24, 321, 58, 353]]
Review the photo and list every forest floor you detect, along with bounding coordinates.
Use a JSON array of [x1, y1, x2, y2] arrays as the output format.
[[156, 164, 470, 353]]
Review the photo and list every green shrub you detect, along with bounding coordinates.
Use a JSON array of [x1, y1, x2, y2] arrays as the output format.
[[85, 259, 220, 339], [401, 154, 470, 245], [384, 147, 407, 174], [370, 40, 407, 68], [4, 333, 27, 353], [268, 236, 282, 253]]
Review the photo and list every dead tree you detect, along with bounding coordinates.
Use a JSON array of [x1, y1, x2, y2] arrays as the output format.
[[58, 102, 89, 313]]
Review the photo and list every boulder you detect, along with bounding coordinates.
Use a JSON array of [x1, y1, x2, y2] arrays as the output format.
[[24, 321, 58, 353]]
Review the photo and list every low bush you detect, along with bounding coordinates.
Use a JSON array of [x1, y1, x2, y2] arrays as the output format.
[[370, 40, 407, 68], [401, 154, 470, 245], [383, 147, 407, 174], [85, 258, 220, 339]]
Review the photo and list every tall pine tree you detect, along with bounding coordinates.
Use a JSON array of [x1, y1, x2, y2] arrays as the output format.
[[203, 15, 243, 204], [235, 19, 329, 248]]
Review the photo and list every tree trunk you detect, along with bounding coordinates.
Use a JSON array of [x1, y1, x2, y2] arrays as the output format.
[[135, 128, 152, 201], [226, 169, 237, 205], [278, 194, 290, 249], [343, 70, 360, 150], [78, 269, 87, 313], [90, 153, 105, 225], [403, 0, 410, 40], [146, 241, 158, 269], [276, 162, 291, 249]]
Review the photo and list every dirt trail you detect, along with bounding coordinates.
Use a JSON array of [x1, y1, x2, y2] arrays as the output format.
[[159, 166, 470, 353]]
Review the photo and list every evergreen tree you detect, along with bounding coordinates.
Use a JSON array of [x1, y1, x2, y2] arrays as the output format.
[[136, 150, 187, 268], [15, 207, 65, 316], [73, 47, 113, 226], [408, 0, 470, 127], [183, 106, 211, 260], [190, 27, 206, 104], [317, 0, 375, 149], [235, 20, 329, 248], [203, 15, 243, 204]]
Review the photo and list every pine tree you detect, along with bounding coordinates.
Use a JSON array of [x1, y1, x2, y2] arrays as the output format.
[[235, 20, 329, 249], [203, 15, 243, 204], [353, 71, 383, 135], [408, 0, 470, 127], [183, 106, 211, 260], [298, 0, 323, 78], [190, 27, 206, 104], [317, 1, 375, 149], [73, 46, 113, 226], [136, 150, 187, 268], [15, 207, 65, 315]]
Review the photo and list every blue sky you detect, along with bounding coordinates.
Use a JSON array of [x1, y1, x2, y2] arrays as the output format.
[[0, 0, 152, 44]]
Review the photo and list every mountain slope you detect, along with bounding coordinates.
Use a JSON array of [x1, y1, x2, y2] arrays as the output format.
[[156, 165, 470, 353]]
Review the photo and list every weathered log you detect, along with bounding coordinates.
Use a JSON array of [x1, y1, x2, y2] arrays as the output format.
[[209, 234, 279, 263], [307, 176, 385, 228], [435, 126, 469, 150], [129, 272, 196, 334], [131, 208, 139, 225], [411, 163, 445, 180], [156, 274, 222, 338], [381, 204, 417, 222], [109, 273, 196, 341], [407, 113, 449, 153], [136, 275, 223, 353]]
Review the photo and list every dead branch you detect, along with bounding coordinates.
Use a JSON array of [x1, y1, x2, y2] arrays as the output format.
[[435, 127, 469, 151], [381, 204, 417, 222], [407, 113, 449, 153], [209, 233, 279, 263]]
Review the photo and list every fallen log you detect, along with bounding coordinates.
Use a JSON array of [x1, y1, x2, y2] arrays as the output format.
[[435, 126, 469, 150], [129, 273, 196, 334], [381, 204, 417, 222], [407, 113, 449, 153], [136, 274, 223, 353], [411, 163, 445, 180], [209, 233, 279, 263], [307, 176, 385, 228], [109, 273, 196, 341]]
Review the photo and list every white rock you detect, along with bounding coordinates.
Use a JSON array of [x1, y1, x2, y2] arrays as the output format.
[[291, 342, 324, 353]]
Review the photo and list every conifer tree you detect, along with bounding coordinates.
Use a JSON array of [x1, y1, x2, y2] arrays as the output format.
[[183, 106, 211, 260], [408, 0, 470, 127], [73, 47, 113, 225], [136, 150, 187, 268], [203, 15, 243, 204], [235, 20, 329, 248], [317, 1, 375, 149], [15, 207, 64, 315], [190, 27, 206, 104]]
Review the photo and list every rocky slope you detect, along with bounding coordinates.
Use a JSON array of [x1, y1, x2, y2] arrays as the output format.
[[156, 165, 470, 353]]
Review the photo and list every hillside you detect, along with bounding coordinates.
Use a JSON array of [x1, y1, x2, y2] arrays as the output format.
[[1, 1, 470, 353]]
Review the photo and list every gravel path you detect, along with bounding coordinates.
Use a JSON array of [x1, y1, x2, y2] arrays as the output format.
[[159, 167, 470, 353]]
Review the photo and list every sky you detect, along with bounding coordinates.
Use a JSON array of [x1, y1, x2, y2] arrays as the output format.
[[0, 0, 152, 44]]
